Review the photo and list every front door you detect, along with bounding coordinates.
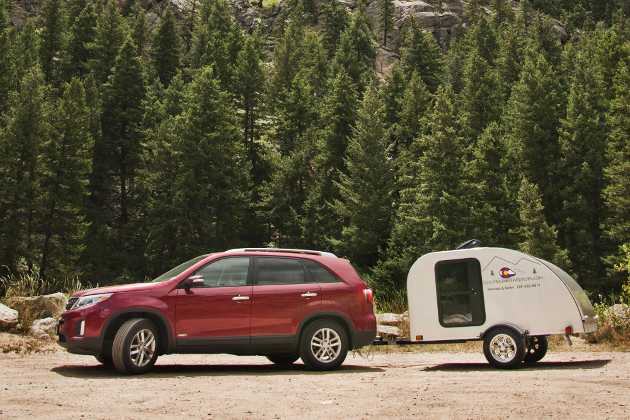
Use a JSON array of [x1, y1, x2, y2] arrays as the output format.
[[435, 258, 485, 327], [175, 256, 252, 345]]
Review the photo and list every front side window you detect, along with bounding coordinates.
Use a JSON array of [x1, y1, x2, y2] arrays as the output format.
[[191, 257, 250, 287], [256, 257, 308, 285]]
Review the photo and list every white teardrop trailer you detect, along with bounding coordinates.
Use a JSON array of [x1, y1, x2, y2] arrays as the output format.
[[375, 243, 598, 369]]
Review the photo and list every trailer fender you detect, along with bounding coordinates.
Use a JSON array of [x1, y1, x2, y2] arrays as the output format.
[[480, 324, 529, 339]]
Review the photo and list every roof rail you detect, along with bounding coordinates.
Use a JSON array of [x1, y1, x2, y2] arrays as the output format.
[[225, 248, 338, 258]]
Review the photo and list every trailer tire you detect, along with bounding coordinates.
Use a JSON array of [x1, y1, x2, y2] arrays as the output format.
[[523, 335, 548, 363], [483, 327, 525, 369]]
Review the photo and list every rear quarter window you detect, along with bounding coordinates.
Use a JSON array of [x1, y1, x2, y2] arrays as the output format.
[[302, 259, 341, 283]]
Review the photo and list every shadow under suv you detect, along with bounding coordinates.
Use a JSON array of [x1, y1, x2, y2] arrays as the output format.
[[57, 248, 377, 374]]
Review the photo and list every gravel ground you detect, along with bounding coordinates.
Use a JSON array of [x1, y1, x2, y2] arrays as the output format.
[[0, 334, 628, 419]]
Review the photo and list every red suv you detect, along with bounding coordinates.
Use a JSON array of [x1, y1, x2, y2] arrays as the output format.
[[57, 249, 376, 374]]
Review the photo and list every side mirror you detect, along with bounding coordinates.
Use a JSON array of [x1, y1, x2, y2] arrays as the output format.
[[186, 275, 204, 287]]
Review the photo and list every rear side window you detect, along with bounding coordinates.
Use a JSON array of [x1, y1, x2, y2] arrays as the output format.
[[302, 259, 340, 283], [256, 257, 310, 285]]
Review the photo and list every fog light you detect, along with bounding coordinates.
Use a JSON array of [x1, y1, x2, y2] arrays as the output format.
[[76, 319, 85, 337]]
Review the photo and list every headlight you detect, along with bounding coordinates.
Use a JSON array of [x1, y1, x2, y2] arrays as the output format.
[[70, 293, 113, 310]]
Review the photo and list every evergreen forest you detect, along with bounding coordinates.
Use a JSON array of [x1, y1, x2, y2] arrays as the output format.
[[1, 0, 630, 302]]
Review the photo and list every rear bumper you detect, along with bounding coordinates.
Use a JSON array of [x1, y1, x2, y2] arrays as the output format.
[[353, 330, 377, 349]]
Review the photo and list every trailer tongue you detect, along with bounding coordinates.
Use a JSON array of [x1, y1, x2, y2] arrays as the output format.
[[374, 246, 598, 369]]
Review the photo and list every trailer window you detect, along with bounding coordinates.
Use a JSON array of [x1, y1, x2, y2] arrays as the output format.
[[435, 259, 485, 327]]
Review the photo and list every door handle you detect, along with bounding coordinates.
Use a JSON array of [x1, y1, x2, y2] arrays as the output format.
[[232, 295, 250, 301], [301, 292, 317, 298]]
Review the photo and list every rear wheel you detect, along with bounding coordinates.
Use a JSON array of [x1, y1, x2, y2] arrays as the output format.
[[523, 336, 548, 363], [266, 353, 300, 366], [112, 318, 160, 375], [483, 327, 525, 369], [299, 319, 348, 371]]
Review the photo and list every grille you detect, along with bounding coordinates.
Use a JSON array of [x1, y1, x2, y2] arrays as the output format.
[[66, 297, 79, 311]]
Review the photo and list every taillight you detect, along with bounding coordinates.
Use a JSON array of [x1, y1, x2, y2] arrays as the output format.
[[565, 326, 573, 335], [364, 287, 374, 304]]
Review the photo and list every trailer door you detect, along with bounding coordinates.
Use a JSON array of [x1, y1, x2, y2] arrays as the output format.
[[435, 259, 485, 327]]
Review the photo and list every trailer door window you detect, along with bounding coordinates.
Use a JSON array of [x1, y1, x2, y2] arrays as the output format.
[[435, 259, 485, 327]]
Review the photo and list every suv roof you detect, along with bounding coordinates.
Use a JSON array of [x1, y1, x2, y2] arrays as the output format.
[[224, 248, 338, 258]]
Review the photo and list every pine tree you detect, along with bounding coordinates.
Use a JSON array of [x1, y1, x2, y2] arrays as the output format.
[[389, 87, 472, 262], [100, 38, 146, 228], [469, 122, 517, 247], [170, 66, 250, 258], [377, 0, 395, 46], [17, 21, 40, 78], [503, 55, 563, 228], [460, 50, 501, 143], [559, 52, 610, 290], [38, 0, 68, 83], [391, 69, 431, 157], [0, 0, 10, 30], [526, 14, 562, 68], [39, 78, 92, 279], [234, 32, 266, 181], [330, 83, 394, 269], [605, 61, 630, 287], [331, 12, 377, 92], [400, 17, 444, 94], [0, 66, 48, 274], [495, 20, 526, 101], [489, 0, 515, 28], [129, 0, 151, 59], [88, 0, 128, 85], [0, 29, 17, 117], [468, 16, 499, 66], [320, 0, 350, 58], [150, 5, 180, 87], [64, 0, 98, 79], [512, 178, 568, 267]]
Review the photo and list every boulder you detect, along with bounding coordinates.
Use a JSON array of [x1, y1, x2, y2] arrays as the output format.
[[377, 324, 401, 336], [29, 317, 57, 339], [375, 48, 400, 82], [604, 304, 630, 327], [7, 293, 67, 320], [0, 303, 19, 331]]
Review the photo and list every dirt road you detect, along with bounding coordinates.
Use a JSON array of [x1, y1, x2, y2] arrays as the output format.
[[1, 337, 628, 419]]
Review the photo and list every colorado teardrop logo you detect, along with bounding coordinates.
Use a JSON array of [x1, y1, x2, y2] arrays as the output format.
[[500, 268, 516, 278]]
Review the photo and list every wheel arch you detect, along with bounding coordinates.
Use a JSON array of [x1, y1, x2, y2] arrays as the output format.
[[100, 308, 174, 356], [296, 311, 356, 349], [480, 323, 528, 340]]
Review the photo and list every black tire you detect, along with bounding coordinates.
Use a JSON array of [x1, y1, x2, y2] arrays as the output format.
[[483, 327, 526, 369], [266, 353, 300, 366], [112, 318, 160, 375], [95, 354, 114, 365], [299, 319, 348, 371], [523, 335, 548, 363]]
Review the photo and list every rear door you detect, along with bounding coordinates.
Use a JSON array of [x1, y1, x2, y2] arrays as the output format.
[[175, 256, 252, 345], [250, 256, 321, 344]]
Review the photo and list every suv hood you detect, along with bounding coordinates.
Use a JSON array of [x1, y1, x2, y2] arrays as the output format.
[[73, 282, 159, 296]]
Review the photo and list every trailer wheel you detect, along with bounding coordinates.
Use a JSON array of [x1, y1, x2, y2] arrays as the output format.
[[523, 336, 548, 363], [483, 327, 525, 369]]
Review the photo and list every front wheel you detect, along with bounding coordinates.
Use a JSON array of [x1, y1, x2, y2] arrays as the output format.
[[299, 320, 348, 371], [523, 336, 548, 363], [483, 327, 525, 369], [112, 318, 160, 375]]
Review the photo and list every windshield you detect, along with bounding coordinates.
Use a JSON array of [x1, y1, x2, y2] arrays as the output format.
[[151, 257, 206, 282]]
